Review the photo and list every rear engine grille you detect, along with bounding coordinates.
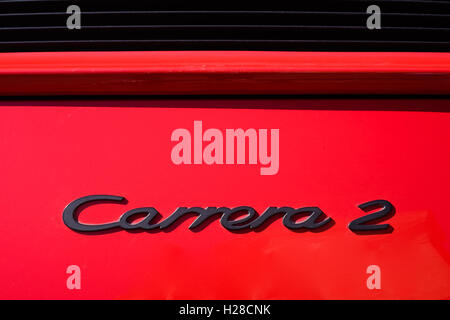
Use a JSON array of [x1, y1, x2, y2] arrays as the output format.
[[0, 0, 449, 52]]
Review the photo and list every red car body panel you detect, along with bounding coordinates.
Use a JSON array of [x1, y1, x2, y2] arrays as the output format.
[[0, 52, 449, 96], [0, 52, 449, 299]]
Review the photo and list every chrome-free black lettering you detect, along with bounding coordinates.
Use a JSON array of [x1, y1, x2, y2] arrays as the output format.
[[348, 200, 395, 232], [63, 195, 392, 234], [282, 207, 331, 229], [62, 195, 123, 232]]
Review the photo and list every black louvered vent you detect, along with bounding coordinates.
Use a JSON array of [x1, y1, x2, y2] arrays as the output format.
[[0, 0, 449, 52]]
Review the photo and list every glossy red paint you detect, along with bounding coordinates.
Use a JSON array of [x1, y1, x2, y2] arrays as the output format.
[[0, 99, 449, 299], [0, 51, 449, 95]]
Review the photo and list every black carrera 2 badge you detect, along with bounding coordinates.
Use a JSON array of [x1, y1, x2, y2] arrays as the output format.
[[63, 195, 395, 234]]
